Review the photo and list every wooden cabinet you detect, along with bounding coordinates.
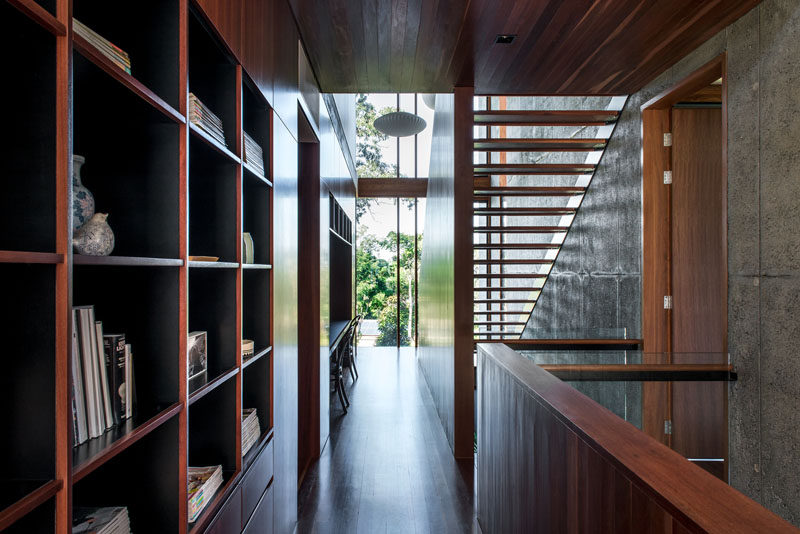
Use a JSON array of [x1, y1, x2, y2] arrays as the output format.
[[206, 489, 242, 534], [242, 0, 274, 106], [272, 0, 298, 139], [194, 0, 244, 60], [243, 485, 274, 534]]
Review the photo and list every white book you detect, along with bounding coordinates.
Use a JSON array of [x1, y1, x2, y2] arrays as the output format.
[[71, 309, 88, 444], [77, 307, 100, 438], [95, 321, 114, 430], [86, 309, 105, 433]]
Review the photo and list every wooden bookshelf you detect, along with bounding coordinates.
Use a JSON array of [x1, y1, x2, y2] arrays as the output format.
[[1, 1, 275, 532]]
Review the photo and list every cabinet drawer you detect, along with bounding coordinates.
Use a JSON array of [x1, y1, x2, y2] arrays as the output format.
[[242, 484, 273, 534], [241, 438, 274, 525], [206, 487, 242, 534]]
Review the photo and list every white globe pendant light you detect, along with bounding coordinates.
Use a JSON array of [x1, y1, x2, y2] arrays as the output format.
[[373, 111, 427, 137]]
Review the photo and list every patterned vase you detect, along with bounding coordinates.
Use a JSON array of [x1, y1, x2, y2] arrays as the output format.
[[73, 213, 115, 256], [72, 154, 95, 231]]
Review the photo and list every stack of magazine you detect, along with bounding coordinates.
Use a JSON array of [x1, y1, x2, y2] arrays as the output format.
[[73, 506, 131, 534], [241, 408, 261, 457], [71, 306, 136, 447], [73, 20, 131, 74], [189, 93, 226, 147], [243, 132, 265, 175], [188, 465, 223, 523]]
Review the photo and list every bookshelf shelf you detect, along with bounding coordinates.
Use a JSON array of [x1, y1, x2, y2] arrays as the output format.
[[73, 255, 183, 267], [7, 0, 65, 36], [189, 367, 239, 406], [243, 346, 272, 370], [0, 479, 62, 532], [72, 402, 183, 483], [188, 260, 240, 269], [244, 162, 273, 186], [73, 34, 184, 124], [242, 263, 272, 270], [0, 251, 64, 264], [189, 123, 241, 164]]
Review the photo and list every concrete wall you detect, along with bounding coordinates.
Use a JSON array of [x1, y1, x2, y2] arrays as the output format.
[[525, 1, 800, 524], [520, 96, 643, 339]]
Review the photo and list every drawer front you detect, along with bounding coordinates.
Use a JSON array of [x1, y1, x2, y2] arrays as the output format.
[[206, 487, 242, 534], [243, 484, 273, 534], [241, 438, 274, 525]]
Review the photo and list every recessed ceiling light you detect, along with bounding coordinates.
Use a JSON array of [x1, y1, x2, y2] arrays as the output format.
[[495, 34, 517, 45]]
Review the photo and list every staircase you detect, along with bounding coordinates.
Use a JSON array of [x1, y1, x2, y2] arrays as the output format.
[[472, 96, 627, 341]]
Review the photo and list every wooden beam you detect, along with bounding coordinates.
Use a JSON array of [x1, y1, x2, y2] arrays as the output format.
[[357, 178, 428, 198]]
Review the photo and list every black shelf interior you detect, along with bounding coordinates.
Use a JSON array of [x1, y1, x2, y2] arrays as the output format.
[[73, 265, 180, 417], [73, 51, 181, 259], [188, 378, 237, 474], [72, 0, 181, 109], [188, 134, 238, 263], [242, 353, 271, 437], [188, 268, 237, 382], [243, 173, 271, 265], [188, 7, 237, 150], [3, 496, 54, 534], [242, 76, 269, 173], [0, 264, 55, 484], [242, 269, 270, 351], [31, 0, 57, 17], [0, 4, 56, 253], [72, 415, 181, 533]]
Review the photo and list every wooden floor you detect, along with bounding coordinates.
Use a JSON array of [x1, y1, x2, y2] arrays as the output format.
[[297, 347, 478, 534]]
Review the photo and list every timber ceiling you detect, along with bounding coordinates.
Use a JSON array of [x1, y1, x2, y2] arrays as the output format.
[[288, 0, 760, 94]]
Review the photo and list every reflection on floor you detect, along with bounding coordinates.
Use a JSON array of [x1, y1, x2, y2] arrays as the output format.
[[297, 347, 478, 533]]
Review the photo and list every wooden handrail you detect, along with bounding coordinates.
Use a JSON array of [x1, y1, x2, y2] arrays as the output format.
[[476, 343, 798, 533]]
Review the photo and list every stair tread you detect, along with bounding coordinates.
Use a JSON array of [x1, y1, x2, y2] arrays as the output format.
[[473, 207, 577, 214], [473, 109, 618, 126], [474, 243, 561, 249], [474, 273, 548, 278], [473, 259, 553, 265], [474, 299, 537, 304], [473, 138, 608, 151], [473, 163, 595, 175], [473, 226, 569, 233]]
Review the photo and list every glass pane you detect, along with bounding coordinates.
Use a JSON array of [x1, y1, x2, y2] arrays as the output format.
[[398, 199, 416, 346], [416, 198, 426, 343], [416, 94, 435, 178], [399, 94, 416, 177], [356, 93, 398, 179], [356, 197, 397, 346]]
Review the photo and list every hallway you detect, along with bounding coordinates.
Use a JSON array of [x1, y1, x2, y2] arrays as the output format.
[[297, 348, 478, 533]]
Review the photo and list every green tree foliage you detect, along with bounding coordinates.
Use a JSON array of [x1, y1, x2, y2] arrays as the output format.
[[375, 295, 410, 346], [356, 93, 398, 180], [355, 235, 394, 320]]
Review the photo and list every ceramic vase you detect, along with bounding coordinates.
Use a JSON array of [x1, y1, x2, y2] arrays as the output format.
[[73, 213, 115, 256], [72, 155, 95, 230]]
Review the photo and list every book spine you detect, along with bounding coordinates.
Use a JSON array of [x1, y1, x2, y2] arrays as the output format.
[[72, 309, 88, 444], [78, 308, 100, 438], [103, 334, 125, 426], [94, 320, 114, 430]]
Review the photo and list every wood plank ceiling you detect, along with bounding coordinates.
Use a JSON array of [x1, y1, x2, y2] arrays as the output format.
[[288, 0, 760, 94]]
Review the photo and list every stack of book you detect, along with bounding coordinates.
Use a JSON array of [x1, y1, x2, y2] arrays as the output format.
[[71, 306, 136, 447], [73, 20, 131, 75], [188, 465, 223, 523], [189, 93, 226, 147], [243, 132, 265, 175], [73, 506, 131, 534], [241, 408, 261, 457]]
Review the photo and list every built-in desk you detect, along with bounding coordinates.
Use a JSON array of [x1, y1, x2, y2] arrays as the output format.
[[329, 320, 351, 349]]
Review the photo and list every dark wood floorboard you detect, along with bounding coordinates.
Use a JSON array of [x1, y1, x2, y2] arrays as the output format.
[[297, 347, 478, 534]]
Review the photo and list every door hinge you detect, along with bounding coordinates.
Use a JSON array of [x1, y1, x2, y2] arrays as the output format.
[[663, 132, 673, 147], [664, 420, 673, 435], [663, 170, 673, 184], [663, 295, 673, 309]]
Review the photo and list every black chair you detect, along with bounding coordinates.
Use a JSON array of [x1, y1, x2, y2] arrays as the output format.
[[330, 325, 353, 413], [343, 316, 361, 381]]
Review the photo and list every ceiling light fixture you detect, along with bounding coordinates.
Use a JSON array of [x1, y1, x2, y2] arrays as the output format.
[[373, 111, 427, 137], [495, 34, 517, 44]]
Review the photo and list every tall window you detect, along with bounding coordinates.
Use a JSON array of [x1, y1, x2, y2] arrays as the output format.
[[355, 93, 432, 347]]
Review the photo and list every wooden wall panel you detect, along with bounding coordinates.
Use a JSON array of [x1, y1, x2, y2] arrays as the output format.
[[195, 0, 243, 60], [272, 0, 298, 139], [476, 343, 798, 534], [272, 114, 298, 533], [241, 0, 274, 106]]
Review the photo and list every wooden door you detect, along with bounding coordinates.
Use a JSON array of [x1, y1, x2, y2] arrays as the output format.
[[669, 107, 727, 478]]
